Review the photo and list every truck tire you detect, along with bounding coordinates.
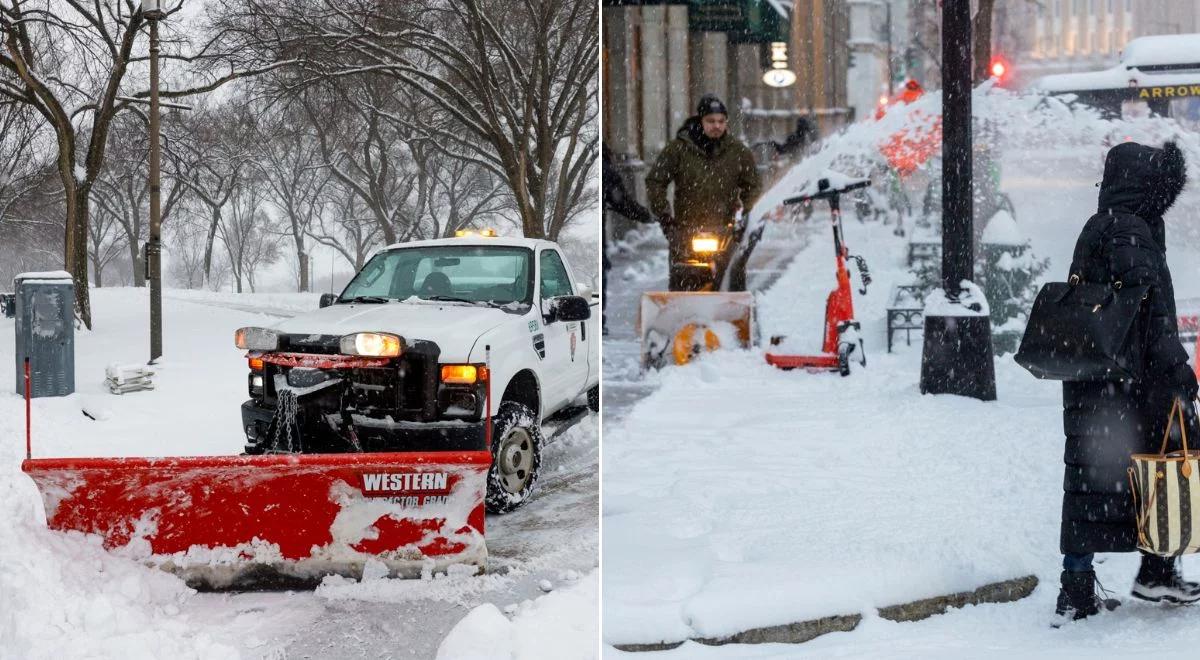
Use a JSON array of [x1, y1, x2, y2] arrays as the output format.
[[486, 402, 543, 514], [587, 385, 599, 412]]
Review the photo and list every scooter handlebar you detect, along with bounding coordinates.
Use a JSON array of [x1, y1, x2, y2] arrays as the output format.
[[783, 178, 871, 205]]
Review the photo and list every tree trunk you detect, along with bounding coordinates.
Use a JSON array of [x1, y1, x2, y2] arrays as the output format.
[[298, 251, 309, 292], [130, 240, 146, 287], [972, 0, 996, 84], [62, 178, 93, 329], [203, 206, 220, 283], [92, 255, 103, 288]]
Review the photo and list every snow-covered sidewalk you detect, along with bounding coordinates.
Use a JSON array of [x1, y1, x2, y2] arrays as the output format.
[[602, 91, 1200, 653]]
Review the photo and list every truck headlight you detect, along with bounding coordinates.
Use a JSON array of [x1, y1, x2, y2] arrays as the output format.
[[235, 327, 280, 351], [340, 332, 405, 357], [691, 234, 720, 254]]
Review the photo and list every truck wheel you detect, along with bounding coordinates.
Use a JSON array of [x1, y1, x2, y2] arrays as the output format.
[[587, 385, 599, 412], [486, 402, 543, 514]]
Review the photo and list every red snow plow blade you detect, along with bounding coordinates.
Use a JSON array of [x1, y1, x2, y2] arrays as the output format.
[[22, 451, 491, 589]]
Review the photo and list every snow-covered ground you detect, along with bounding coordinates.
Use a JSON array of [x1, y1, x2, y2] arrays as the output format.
[[602, 88, 1200, 657], [0, 287, 597, 659]]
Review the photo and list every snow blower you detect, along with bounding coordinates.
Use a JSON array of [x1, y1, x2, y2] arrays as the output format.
[[639, 228, 756, 369], [19, 356, 491, 590], [764, 174, 872, 376]]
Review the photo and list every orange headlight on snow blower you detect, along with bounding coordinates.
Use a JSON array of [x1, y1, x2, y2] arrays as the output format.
[[691, 233, 720, 254], [340, 332, 404, 357]]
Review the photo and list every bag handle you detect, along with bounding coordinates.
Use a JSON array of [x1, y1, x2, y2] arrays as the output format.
[[1129, 466, 1153, 549], [1157, 397, 1194, 478]]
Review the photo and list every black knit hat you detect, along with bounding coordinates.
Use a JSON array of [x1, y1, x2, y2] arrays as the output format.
[[697, 94, 728, 118]]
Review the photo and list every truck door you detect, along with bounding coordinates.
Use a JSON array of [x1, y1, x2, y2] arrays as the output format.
[[538, 249, 587, 412]]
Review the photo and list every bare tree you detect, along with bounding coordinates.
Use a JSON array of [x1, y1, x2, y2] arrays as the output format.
[[301, 78, 418, 245], [218, 177, 280, 293], [92, 112, 186, 286], [309, 180, 380, 271], [87, 202, 126, 287], [0, 102, 46, 224], [0, 0, 293, 326], [169, 104, 255, 285], [167, 224, 208, 289], [254, 101, 329, 291], [215, 0, 598, 240]]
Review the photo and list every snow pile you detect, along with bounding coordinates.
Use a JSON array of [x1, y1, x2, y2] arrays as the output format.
[[748, 83, 1200, 255], [981, 209, 1024, 246], [923, 280, 990, 317], [0, 425, 238, 659], [0, 288, 289, 658], [436, 570, 598, 660]]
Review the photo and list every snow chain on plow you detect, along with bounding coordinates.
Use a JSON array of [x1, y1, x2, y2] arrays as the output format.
[[268, 389, 304, 453]]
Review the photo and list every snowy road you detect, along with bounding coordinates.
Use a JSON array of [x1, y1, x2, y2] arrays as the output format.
[[0, 288, 597, 660]]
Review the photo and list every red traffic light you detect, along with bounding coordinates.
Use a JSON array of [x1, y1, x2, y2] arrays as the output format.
[[989, 57, 1008, 80]]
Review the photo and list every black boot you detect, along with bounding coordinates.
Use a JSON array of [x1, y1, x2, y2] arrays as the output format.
[[1052, 570, 1120, 627], [1132, 554, 1200, 604]]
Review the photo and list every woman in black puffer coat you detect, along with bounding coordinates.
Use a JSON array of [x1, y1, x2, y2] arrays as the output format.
[[1056, 141, 1200, 625]]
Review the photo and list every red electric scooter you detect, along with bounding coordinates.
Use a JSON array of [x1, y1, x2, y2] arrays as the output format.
[[765, 175, 872, 376]]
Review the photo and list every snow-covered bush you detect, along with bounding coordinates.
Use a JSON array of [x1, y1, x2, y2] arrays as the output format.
[[905, 209, 1048, 355], [976, 211, 1050, 354]]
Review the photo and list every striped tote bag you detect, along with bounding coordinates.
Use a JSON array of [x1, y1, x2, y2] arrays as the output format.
[[1130, 398, 1200, 556]]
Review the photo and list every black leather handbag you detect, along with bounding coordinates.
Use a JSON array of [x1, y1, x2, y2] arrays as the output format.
[[1015, 275, 1150, 381]]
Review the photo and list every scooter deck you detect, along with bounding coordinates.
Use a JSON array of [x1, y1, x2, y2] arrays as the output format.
[[763, 353, 840, 370]]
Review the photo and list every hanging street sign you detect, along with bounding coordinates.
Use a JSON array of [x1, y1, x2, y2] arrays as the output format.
[[763, 40, 795, 87]]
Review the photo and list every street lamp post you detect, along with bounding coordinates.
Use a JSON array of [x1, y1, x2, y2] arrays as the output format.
[[142, 0, 165, 363], [918, 0, 996, 400]]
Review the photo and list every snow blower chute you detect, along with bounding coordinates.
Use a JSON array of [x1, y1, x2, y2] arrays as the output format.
[[765, 174, 872, 375], [639, 227, 756, 368], [19, 354, 492, 590]]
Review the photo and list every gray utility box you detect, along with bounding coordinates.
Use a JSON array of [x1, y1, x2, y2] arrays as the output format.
[[13, 272, 75, 397]]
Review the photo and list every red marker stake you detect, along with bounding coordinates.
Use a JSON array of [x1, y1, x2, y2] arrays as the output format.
[[485, 345, 493, 450], [24, 357, 31, 460]]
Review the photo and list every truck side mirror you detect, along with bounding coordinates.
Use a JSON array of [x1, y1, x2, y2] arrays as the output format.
[[544, 295, 590, 324], [319, 293, 337, 308]]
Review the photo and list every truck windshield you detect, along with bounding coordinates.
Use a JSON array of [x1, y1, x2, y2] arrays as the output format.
[[340, 245, 534, 306]]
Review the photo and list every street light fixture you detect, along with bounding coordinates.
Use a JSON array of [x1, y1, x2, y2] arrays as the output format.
[[142, 0, 164, 363]]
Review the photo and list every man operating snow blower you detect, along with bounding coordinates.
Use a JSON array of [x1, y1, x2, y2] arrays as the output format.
[[646, 94, 762, 292], [638, 95, 761, 368]]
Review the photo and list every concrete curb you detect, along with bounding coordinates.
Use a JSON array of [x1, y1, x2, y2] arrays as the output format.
[[611, 575, 1039, 652]]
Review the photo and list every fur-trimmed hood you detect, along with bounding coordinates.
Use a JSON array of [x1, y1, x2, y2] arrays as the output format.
[[1098, 141, 1187, 221]]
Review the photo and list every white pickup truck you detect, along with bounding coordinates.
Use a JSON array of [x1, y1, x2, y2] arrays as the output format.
[[234, 234, 599, 513]]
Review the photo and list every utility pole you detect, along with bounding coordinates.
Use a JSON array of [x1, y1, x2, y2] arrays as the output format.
[[918, 0, 996, 401], [143, 0, 165, 364], [886, 1, 894, 96]]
